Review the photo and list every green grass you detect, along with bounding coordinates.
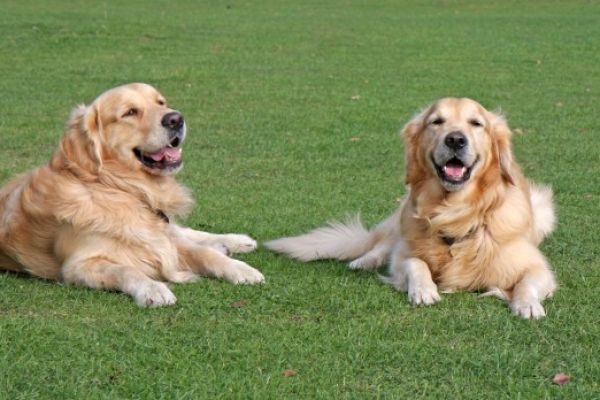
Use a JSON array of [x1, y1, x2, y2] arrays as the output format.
[[1, 0, 599, 398]]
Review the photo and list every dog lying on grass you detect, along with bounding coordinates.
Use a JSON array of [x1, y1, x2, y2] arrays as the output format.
[[267, 98, 556, 319], [0, 83, 264, 306]]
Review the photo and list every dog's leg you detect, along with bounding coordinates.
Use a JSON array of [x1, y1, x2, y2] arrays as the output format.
[[510, 261, 556, 319], [62, 258, 177, 307], [171, 225, 257, 254], [178, 244, 264, 284], [402, 257, 441, 305], [384, 243, 440, 305], [490, 240, 556, 319], [348, 239, 394, 270]]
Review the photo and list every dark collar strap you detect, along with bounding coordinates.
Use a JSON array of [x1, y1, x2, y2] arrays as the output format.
[[439, 226, 479, 247], [156, 209, 170, 224], [440, 234, 456, 246]]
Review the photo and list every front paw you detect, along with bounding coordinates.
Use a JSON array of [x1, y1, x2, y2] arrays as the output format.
[[222, 234, 257, 254], [510, 299, 546, 319], [133, 281, 177, 307], [408, 282, 441, 306], [224, 260, 265, 284]]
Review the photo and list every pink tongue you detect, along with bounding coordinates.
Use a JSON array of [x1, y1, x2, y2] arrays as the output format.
[[444, 164, 466, 179], [147, 147, 182, 162]]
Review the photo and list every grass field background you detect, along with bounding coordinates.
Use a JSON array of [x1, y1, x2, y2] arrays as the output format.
[[1, 0, 599, 398]]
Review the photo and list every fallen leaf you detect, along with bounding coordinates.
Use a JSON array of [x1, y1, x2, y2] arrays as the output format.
[[552, 372, 570, 385], [514, 128, 524, 135], [282, 369, 297, 377], [350, 95, 361, 101], [350, 137, 360, 142], [229, 300, 248, 308]]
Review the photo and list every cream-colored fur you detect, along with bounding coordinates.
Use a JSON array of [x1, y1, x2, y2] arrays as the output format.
[[266, 98, 556, 319], [0, 83, 264, 307]]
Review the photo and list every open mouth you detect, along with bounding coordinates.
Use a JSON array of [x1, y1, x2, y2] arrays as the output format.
[[133, 137, 183, 171], [432, 156, 477, 185]]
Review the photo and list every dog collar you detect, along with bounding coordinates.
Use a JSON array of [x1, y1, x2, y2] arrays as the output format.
[[439, 226, 479, 246], [440, 234, 457, 246], [156, 209, 170, 224]]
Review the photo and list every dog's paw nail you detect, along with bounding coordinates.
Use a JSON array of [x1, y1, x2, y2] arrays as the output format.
[[409, 285, 440, 306], [135, 281, 177, 307], [227, 261, 265, 284], [512, 300, 545, 319], [225, 234, 257, 253]]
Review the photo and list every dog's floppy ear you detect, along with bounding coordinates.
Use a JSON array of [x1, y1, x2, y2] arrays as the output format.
[[489, 111, 515, 185], [60, 104, 103, 173], [81, 104, 103, 167], [401, 108, 427, 186]]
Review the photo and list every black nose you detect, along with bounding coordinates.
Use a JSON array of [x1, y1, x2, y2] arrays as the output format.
[[444, 131, 468, 150], [161, 112, 184, 130]]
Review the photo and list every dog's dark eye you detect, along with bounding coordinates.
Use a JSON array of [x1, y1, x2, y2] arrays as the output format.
[[157, 99, 166, 106], [469, 119, 483, 127], [431, 117, 445, 125], [123, 108, 138, 117]]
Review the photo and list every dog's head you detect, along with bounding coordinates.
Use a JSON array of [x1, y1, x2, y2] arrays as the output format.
[[402, 97, 514, 192], [62, 83, 186, 176]]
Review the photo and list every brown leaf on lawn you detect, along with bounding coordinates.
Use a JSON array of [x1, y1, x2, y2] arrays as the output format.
[[350, 95, 361, 101], [514, 128, 524, 135], [350, 137, 360, 142], [282, 368, 297, 377], [229, 299, 248, 308], [552, 372, 570, 385]]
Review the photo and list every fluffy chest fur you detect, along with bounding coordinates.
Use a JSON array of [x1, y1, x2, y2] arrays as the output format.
[[401, 181, 534, 291]]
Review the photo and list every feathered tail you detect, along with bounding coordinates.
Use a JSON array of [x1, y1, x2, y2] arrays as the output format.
[[529, 183, 555, 245], [264, 215, 375, 262]]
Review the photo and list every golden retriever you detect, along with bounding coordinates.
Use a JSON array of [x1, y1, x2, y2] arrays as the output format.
[[266, 98, 556, 319], [0, 83, 264, 306]]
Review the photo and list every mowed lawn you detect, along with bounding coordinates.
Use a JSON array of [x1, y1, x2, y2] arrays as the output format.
[[1, 0, 599, 398]]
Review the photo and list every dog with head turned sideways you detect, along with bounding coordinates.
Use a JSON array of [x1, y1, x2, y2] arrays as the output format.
[[0, 83, 264, 306], [267, 98, 556, 319]]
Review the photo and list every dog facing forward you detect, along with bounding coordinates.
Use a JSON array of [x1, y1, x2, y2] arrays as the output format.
[[267, 98, 556, 319], [0, 83, 264, 306]]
